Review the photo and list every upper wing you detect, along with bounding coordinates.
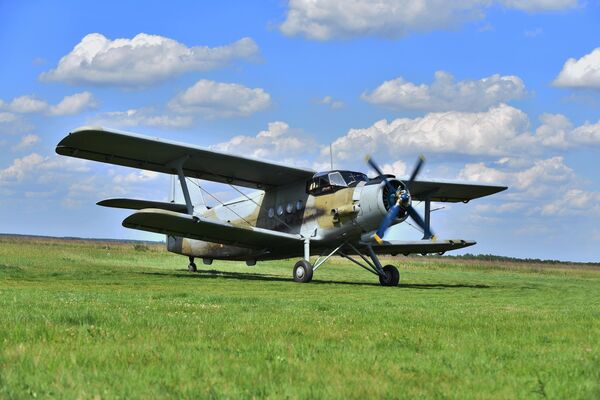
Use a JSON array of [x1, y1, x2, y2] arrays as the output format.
[[56, 126, 315, 189], [407, 180, 507, 203], [123, 208, 303, 249], [364, 239, 476, 255]]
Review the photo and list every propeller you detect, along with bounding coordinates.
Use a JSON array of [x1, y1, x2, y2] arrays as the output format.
[[366, 155, 434, 243]]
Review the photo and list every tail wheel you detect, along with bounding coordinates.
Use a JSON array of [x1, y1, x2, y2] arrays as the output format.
[[379, 265, 399, 286], [293, 260, 313, 283], [188, 262, 197, 272]]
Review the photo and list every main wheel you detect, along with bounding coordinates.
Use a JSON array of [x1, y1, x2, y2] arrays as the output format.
[[188, 262, 197, 272], [293, 260, 313, 283], [379, 265, 399, 286]]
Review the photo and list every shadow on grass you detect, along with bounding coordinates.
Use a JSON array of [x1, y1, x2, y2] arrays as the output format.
[[141, 269, 492, 289]]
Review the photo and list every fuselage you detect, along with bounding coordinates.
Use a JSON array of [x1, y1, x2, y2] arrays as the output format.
[[167, 171, 402, 262]]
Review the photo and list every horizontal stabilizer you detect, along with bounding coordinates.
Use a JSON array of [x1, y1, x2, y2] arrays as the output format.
[[98, 198, 188, 213], [364, 239, 476, 255], [123, 208, 303, 249]]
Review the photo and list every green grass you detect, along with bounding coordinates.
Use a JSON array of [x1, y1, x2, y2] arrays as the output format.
[[1, 236, 599, 399]]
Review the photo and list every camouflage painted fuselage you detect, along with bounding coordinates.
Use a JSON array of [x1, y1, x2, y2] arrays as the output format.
[[167, 179, 394, 262]]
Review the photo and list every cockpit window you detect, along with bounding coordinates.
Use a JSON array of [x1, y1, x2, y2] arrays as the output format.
[[307, 170, 367, 196], [328, 172, 347, 187], [340, 171, 368, 186]]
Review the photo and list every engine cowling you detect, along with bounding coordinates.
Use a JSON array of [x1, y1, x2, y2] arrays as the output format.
[[355, 178, 408, 233]]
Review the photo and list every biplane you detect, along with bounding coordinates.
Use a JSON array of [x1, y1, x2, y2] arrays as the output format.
[[56, 127, 506, 286]]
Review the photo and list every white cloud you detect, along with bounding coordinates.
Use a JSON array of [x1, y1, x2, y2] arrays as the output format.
[[457, 156, 600, 220], [0, 153, 90, 183], [0, 112, 17, 123], [554, 47, 600, 89], [12, 134, 40, 151], [280, 0, 578, 40], [534, 113, 600, 148], [458, 156, 575, 194], [113, 170, 160, 185], [168, 80, 271, 118], [91, 108, 194, 129], [362, 71, 526, 112], [329, 104, 534, 160], [0, 153, 45, 181], [8, 96, 48, 113], [328, 104, 600, 162], [48, 92, 97, 116], [1, 92, 97, 116], [316, 95, 344, 109], [500, 0, 577, 11], [211, 121, 314, 160], [541, 189, 600, 216], [382, 160, 407, 176], [40, 33, 258, 86]]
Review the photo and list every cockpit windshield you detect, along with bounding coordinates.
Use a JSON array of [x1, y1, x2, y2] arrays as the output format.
[[306, 170, 368, 196]]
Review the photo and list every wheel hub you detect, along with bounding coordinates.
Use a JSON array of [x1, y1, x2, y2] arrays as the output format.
[[296, 267, 305, 279]]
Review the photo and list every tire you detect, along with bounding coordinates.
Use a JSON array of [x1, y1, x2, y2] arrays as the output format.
[[293, 260, 313, 283], [188, 262, 197, 272], [379, 265, 399, 286]]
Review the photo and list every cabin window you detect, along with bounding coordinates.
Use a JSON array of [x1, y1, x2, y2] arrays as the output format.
[[286, 203, 294, 214], [328, 172, 347, 187], [296, 200, 304, 211], [268, 208, 275, 218], [277, 205, 284, 216]]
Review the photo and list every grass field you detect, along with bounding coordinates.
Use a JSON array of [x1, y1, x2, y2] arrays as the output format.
[[1, 236, 599, 399]]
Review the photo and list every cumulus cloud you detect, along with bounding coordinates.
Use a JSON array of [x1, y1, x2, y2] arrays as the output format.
[[533, 113, 600, 148], [91, 108, 194, 129], [113, 170, 160, 185], [8, 96, 48, 113], [168, 80, 271, 118], [12, 134, 40, 151], [0, 153, 90, 183], [211, 121, 315, 160], [40, 33, 259, 86], [0, 112, 33, 136], [1, 92, 97, 116], [459, 156, 600, 218], [48, 92, 98, 116], [554, 47, 600, 89], [328, 104, 600, 161], [362, 71, 526, 112], [541, 189, 600, 216], [328, 104, 534, 160], [280, 0, 578, 40], [316, 95, 344, 109], [382, 160, 407, 176], [458, 156, 575, 193]]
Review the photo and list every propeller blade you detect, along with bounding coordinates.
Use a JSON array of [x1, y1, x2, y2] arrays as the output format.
[[374, 203, 401, 243], [406, 206, 435, 240], [365, 156, 396, 194], [408, 155, 425, 183]]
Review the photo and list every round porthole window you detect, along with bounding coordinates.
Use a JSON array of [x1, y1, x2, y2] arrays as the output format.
[[286, 203, 294, 214], [268, 208, 275, 218], [296, 200, 304, 211], [277, 205, 284, 216]]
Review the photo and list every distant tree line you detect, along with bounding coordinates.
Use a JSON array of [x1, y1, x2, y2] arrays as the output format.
[[420, 253, 599, 266]]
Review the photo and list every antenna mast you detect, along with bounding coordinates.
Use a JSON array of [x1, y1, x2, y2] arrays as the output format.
[[330, 143, 334, 170]]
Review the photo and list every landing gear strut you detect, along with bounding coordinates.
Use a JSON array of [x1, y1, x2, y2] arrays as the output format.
[[188, 256, 197, 272], [292, 241, 400, 286]]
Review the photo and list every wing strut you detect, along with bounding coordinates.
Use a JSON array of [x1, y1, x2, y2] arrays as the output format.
[[167, 156, 193, 215]]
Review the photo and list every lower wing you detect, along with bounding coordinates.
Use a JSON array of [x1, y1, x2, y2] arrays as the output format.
[[363, 239, 475, 256], [122, 208, 303, 250]]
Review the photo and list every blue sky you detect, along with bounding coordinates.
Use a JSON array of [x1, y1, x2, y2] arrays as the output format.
[[1, 0, 599, 262]]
